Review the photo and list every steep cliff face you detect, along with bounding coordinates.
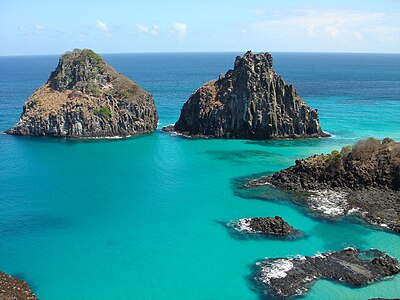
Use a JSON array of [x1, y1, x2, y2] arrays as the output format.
[[6, 49, 158, 137], [168, 51, 327, 139]]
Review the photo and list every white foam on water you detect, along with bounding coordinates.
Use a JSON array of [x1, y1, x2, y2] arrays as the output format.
[[259, 259, 294, 284], [228, 218, 257, 233], [308, 189, 348, 216], [347, 207, 360, 215]]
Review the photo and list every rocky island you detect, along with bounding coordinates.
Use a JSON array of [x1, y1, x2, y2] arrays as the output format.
[[228, 216, 300, 237], [0, 272, 37, 300], [247, 138, 400, 233], [6, 49, 158, 138], [253, 248, 400, 298], [163, 51, 328, 139]]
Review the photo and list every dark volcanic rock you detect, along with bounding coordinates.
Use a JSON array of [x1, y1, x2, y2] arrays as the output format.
[[254, 248, 400, 298], [228, 216, 297, 237], [247, 138, 400, 233], [6, 49, 158, 138], [0, 272, 37, 300], [165, 51, 328, 140]]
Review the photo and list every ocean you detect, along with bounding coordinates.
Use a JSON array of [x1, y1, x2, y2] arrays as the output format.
[[0, 52, 399, 299]]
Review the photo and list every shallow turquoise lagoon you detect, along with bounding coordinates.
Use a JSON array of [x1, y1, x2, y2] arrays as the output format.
[[0, 53, 399, 299]]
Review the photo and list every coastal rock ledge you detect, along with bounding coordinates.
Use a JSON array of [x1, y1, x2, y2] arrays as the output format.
[[0, 272, 37, 300], [163, 51, 328, 139], [247, 138, 400, 233], [6, 49, 158, 138], [254, 248, 400, 298]]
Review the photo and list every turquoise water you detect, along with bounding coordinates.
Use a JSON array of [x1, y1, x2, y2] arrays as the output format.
[[0, 53, 399, 299]]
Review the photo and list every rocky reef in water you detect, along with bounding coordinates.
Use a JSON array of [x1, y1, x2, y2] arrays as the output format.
[[253, 248, 400, 298], [6, 49, 158, 138], [0, 272, 37, 300], [227, 216, 300, 237], [163, 51, 328, 140], [247, 138, 400, 233]]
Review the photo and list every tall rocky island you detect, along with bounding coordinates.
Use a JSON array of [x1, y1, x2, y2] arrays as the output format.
[[6, 49, 158, 137], [164, 51, 327, 139]]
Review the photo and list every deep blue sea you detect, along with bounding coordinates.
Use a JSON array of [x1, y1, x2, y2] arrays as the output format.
[[0, 52, 399, 299]]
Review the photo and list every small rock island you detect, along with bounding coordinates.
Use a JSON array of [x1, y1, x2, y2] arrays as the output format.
[[6, 49, 158, 137], [247, 138, 400, 233], [253, 248, 400, 298], [0, 272, 37, 300], [164, 51, 328, 139], [228, 216, 299, 237]]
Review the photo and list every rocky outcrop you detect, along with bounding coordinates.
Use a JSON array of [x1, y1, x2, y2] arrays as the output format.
[[253, 248, 400, 298], [164, 51, 328, 139], [6, 49, 158, 138], [0, 272, 37, 300], [247, 138, 400, 233], [228, 216, 299, 237]]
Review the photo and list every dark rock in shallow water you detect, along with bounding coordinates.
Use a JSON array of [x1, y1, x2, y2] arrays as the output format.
[[6, 49, 158, 138], [0, 272, 37, 300], [254, 248, 400, 298], [247, 138, 400, 233], [228, 216, 298, 237], [164, 51, 328, 140]]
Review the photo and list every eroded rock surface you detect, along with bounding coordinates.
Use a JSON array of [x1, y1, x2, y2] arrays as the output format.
[[254, 248, 400, 298], [0, 272, 37, 300], [6, 49, 158, 138], [228, 216, 298, 237], [165, 51, 327, 140]]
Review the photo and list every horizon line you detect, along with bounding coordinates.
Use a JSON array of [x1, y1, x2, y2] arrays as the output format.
[[1, 50, 399, 58]]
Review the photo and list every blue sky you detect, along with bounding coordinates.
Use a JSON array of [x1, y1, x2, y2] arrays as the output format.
[[1, 0, 399, 55]]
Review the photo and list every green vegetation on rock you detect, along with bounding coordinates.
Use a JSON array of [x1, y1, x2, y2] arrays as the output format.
[[94, 106, 111, 119]]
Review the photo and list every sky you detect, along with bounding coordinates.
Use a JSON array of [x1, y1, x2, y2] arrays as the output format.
[[0, 0, 399, 56]]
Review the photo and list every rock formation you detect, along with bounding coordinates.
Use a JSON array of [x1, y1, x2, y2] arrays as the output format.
[[228, 216, 299, 237], [247, 137, 400, 232], [0, 272, 37, 300], [164, 51, 328, 139], [6, 49, 158, 137], [253, 248, 400, 298]]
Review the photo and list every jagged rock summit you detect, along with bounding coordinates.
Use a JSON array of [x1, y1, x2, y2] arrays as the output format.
[[6, 49, 158, 137], [164, 51, 328, 139]]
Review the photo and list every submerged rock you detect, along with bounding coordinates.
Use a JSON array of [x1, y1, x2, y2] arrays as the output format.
[[247, 138, 400, 233], [228, 216, 298, 237], [164, 51, 328, 140], [254, 248, 400, 298], [6, 49, 158, 138], [0, 272, 37, 300]]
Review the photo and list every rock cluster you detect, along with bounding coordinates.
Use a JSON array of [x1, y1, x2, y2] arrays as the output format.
[[247, 138, 400, 232], [165, 51, 328, 139], [0, 272, 37, 300], [254, 248, 400, 298], [228, 216, 297, 237], [6, 49, 158, 137]]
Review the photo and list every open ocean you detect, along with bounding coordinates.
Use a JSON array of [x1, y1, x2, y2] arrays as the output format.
[[0, 52, 399, 299]]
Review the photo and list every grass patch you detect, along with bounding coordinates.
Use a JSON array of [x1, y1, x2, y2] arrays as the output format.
[[94, 105, 111, 119]]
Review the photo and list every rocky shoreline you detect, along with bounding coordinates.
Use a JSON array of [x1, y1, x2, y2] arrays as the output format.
[[0, 272, 37, 300], [164, 51, 329, 140], [247, 138, 400, 233], [253, 248, 400, 298], [227, 216, 301, 238]]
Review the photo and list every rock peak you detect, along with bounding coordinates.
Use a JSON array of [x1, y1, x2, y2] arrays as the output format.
[[168, 51, 328, 140], [234, 51, 273, 70]]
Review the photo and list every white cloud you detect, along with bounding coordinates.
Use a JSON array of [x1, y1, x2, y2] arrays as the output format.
[[33, 23, 46, 31], [250, 9, 398, 40], [135, 23, 149, 33], [173, 22, 187, 37], [95, 20, 108, 32], [151, 25, 160, 35]]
